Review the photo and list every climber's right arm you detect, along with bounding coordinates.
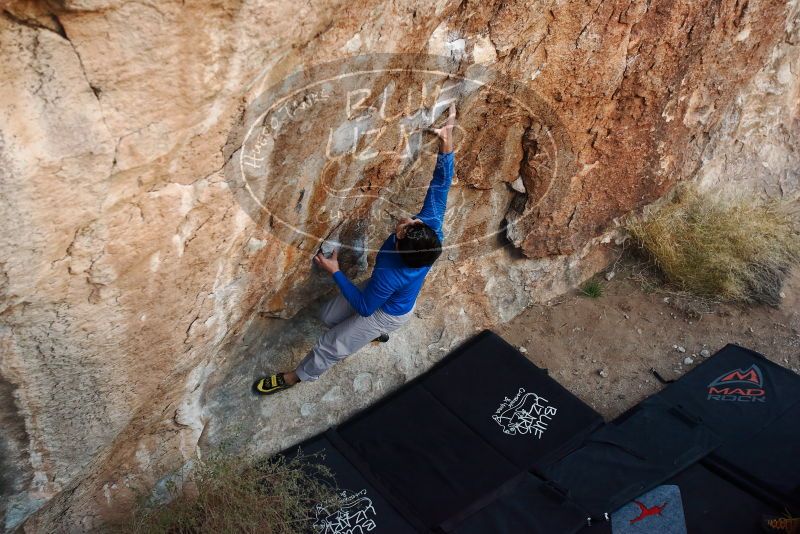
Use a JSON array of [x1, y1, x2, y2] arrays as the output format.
[[416, 102, 456, 234], [415, 151, 454, 235]]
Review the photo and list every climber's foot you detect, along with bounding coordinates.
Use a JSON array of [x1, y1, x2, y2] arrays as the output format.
[[372, 333, 390, 343], [253, 373, 295, 396]]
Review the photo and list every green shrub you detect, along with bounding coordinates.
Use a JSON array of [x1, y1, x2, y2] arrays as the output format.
[[626, 186, 800, 305], [580, 279, 604, 298], [122, 451, 339, 534]]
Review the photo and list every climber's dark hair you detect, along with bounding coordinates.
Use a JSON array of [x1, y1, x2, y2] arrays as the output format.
[[397, 223, 442, 268]]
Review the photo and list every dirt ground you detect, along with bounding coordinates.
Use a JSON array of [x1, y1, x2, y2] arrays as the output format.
[[497, 259, 800, 420]]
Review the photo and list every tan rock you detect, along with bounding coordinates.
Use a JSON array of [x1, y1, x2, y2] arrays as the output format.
[[0, 0, 796, 530]]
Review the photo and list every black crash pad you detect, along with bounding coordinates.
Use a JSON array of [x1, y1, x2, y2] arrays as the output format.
[[649, 343, 800, 513], [276, 333, 797, 533], [334, 330, 603, 528], [578, 463, 779, 534], [281, 435, 418, 533], [439, 472, 588, 534], [337, 384, 520, 528], [652, 344, 800, 442], [421, 331, 603, 470], [704, 399, 800, 512], [541, 396, 720, 518]]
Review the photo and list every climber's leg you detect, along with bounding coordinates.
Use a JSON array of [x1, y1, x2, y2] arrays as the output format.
[[318, 292, 355, 327], [295, 306, 414, 382]]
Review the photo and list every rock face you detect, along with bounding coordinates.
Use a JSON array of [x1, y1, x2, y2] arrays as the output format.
[[0, 0, 797, 530]]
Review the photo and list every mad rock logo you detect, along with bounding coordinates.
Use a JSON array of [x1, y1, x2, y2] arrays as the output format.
[[492, 387, 557, 438], [707, 364, 766, 402], [313, 489, 377, 534]]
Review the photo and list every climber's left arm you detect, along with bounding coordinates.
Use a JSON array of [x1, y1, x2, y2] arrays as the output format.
[[331, 269, 397, 317]]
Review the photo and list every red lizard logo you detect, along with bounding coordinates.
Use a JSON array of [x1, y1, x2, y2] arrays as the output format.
[[630, 500, 668, 524]]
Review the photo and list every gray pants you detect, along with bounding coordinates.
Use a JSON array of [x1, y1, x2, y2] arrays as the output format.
[[295, 290, 415, 382]]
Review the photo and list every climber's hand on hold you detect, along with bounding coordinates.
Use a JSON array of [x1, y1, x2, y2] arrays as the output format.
[[314, 249, 340, 275], [429, 102, 456, 153]]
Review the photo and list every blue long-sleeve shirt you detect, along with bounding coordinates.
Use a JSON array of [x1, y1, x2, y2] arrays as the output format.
[[332, 151, 455, 316]]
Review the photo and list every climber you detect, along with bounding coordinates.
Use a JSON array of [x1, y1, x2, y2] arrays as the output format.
[[254, 102, 457, 395]]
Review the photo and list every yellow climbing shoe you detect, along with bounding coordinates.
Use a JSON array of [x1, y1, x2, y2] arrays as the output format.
[[253, 373, 294, 396]]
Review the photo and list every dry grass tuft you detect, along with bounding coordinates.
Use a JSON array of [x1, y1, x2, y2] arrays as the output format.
[[120, 451, 339, 534], [626, 260, 722, 317], [626, 186, 800, 305]]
